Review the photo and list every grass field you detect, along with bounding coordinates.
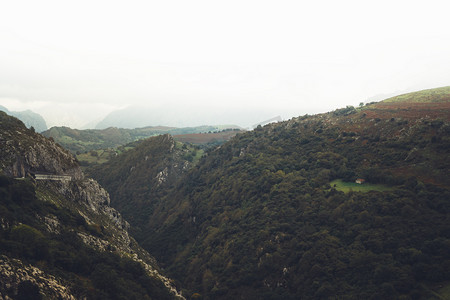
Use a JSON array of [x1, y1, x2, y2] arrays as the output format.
[[382, 86, 450, 103], [76, 149, 115, 165], [330, 179, 395, 193]]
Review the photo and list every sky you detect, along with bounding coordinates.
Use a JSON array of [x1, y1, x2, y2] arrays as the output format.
[[1, 0, 450, 128]]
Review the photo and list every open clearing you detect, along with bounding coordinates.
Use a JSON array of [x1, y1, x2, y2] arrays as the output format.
[[330, 179, 395, 193]]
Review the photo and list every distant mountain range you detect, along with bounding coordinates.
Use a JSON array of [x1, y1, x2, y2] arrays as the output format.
[[95, 104, 281, 129], [0, 105, 47, 132]]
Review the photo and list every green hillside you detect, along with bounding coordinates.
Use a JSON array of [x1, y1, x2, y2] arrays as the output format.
[[43, 125, 241, 154], [91, 87, 450, 299], [382, 86, 450, 103]]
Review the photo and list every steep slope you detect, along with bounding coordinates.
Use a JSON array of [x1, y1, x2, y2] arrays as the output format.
[[0, 106, 47, 132], [89, 134, 200, 234], [0, 112, 184, 299], [91, 87, 450, 299]]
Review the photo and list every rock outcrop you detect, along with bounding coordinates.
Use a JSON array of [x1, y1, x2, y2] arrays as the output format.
[[0, 111, 81, 179]]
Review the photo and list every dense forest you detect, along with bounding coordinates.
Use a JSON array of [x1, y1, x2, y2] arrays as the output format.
[[92, 87, 450, 299]]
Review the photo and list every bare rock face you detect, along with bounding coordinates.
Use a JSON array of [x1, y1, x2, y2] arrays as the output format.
[[38, 177, 131, 245], [0, 113, 82, 180], [23, 141, 82, 179], [69, 178, 111, 209]]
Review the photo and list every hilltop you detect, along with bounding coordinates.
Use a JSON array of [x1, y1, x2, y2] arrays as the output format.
[[382, 86, 450, 103], [91, 87, 450, 299]]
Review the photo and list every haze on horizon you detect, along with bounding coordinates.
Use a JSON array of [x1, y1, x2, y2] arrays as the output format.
[[1, 0, 450, 129]]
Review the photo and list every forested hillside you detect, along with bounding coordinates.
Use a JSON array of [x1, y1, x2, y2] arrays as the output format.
[[92, 87, 450, 299], [89, 134, 201, 230]]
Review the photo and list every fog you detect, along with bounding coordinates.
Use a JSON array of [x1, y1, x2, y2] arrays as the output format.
[[1, 0, 450, 128]]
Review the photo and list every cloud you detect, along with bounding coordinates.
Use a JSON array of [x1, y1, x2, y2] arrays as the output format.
[[0, 1, 449, 128]]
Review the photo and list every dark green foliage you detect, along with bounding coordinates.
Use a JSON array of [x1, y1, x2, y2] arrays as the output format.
[[89, 97, 450, 299], [17, 280, 42, 300], [89, 135, 198, 234]]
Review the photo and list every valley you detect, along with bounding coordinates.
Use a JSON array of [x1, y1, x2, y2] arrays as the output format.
[[90, 87, 450, 299], [1, 87, 449, 299]]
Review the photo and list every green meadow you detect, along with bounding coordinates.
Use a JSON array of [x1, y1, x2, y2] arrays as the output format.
[[330, 179, 395, 193]]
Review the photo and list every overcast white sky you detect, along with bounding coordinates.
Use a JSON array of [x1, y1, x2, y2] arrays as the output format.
[[1, 0, 450, 128]]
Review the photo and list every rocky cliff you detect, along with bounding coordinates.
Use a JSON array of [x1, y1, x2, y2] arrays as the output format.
[[0, 111, 81, 179], [0, 111, 184, 299]]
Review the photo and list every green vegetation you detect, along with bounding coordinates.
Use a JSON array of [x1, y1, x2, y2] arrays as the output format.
[[173, 129, 243, 148], [330, 179, 395, 193], [3, 87, 450, 299], [383, 86, 450, 103], [89, 87, 450, 299], [0, 175, 174, 299], [138, 119, 450, 299], [76, 140, 147, 171], [0, 112, 178, 299], [43, 125, 241, 154], [175, 141, 204, 163], [89, 135, 200, 230], [45, 125, 238, 172]]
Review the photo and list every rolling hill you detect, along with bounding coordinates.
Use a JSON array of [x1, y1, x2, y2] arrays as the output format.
[[43, 125, 242, 154]]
